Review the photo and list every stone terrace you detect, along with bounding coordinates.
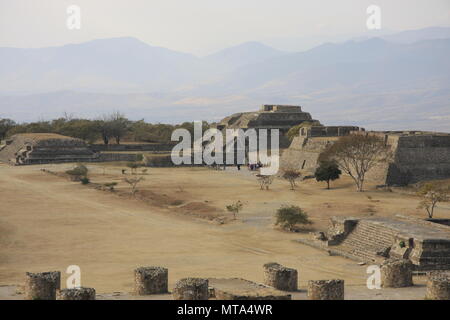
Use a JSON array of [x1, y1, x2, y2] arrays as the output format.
[[299, 215, 450, 271]]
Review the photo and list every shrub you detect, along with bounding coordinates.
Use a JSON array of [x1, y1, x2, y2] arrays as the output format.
[[104, 182, 118, 191], [66, 164, 88, 181], [124, 177, 144, 195], [256, 174, 274, 190], [275, 205, 312, 231], [226, 200, 244, 220], [80, 177, 90, 185], [126, 162, 141, 174]]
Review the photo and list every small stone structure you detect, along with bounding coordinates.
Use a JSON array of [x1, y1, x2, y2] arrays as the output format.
[[134, 267, 168, 295], [208, 278, 291, 300], [263, 262, 298, 291], [24, 271, 61, 300], [173, 278, 209, 300], [298, 215, 450, 271], [426, 272, 450, 300], [381, 259, 414, 288], [57, 287, 96, 300], [307, 279, 344, 300]]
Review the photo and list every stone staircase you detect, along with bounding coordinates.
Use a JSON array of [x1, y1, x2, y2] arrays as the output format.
[[336, 220, 397, 263], [0, 133, 98, 165]]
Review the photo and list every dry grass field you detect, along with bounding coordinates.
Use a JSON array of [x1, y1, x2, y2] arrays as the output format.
[[0, 162, 448, 298]]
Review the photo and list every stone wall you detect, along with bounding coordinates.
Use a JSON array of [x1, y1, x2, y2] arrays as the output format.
[[282, 131, 450, 186], [0, 133, 98, 165], [387, 135, 450, 185], [301, 126, 362, 138], [280, 136, 337, 172], [97, 153, 139, 162], [90, 143, 175, 152]]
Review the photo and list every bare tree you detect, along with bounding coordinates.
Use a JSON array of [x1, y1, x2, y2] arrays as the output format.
[[417, 182, 449, 218], [109, 112, 130, 144], [96, 118, 113, 145], [320, 134, 391, 192], [257, 174, 274, 190], [282, 168, 302, 190], [124, 177, 144, 196], [96, 112, 129, 145]]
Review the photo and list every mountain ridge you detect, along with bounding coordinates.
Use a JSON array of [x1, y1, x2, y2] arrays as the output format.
[[0, 27, 449, 131]]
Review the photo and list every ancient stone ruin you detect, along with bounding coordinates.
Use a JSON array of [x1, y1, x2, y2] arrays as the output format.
[[208, 278, 291, 300], [307, 279, 344, 300], [380, 259, 414, 288], [299, 215, 450, 271], [216, 104, 317, 148], [57, 287, 96, 300], [134, 266, 168, 295], [263, 262, 298, 291], [173, 278, 209, 300], [24, 271, 61, 300], [281, 129, 450, 186], [0, 133, 98, 165], [426, 272, 450, 300]]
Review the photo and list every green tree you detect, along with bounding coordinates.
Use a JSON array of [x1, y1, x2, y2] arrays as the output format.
[[275, 205, 312, 231], [54, 119, 100, 143], [0, 118, 16, 142], [314, 161, 342, 189], [130, 120, 153, 142]]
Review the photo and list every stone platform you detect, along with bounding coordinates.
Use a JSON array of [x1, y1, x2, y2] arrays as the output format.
[[0, 133, 97, 165], [298, 215, 450, 271]]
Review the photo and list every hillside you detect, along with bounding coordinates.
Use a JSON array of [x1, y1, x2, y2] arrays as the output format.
[[0, 28, 449, 131]]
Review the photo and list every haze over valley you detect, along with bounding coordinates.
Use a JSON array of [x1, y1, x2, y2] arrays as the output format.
[[1, 27, 449, 131]]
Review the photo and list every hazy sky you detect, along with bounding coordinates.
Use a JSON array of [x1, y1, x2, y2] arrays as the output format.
[[1, 0, 449, 55]]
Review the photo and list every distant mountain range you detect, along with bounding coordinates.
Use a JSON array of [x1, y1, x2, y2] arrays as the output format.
[[0, 27, 449, 131]]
